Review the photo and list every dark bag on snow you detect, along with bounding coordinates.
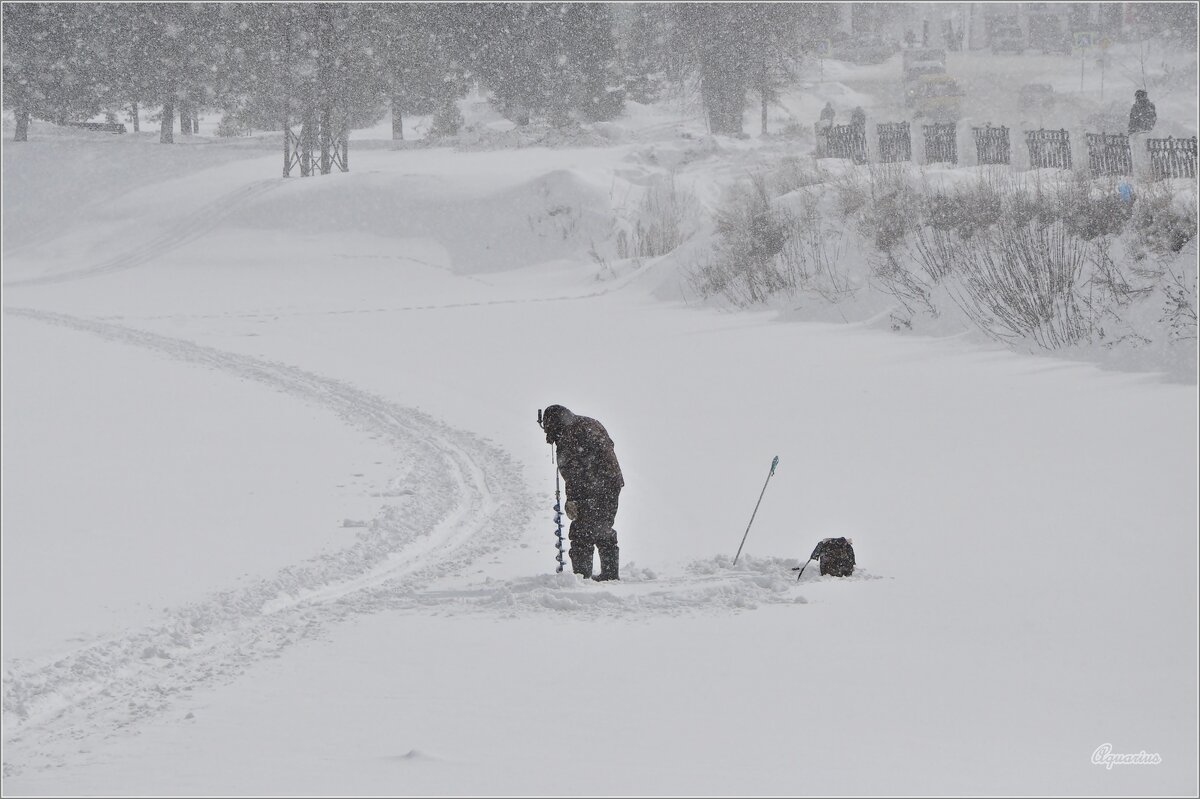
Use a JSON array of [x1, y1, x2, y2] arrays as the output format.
[[792, 537, 856, 579], [816, 537, 855, 576]]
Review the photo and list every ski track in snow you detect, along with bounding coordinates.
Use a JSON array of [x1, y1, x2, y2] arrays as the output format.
[[0, 145, 821, 777], [0, 294, 829, 776], [1, 307, 823, 778], [1, 306, 533, 777], [79, 250, 669, 324], [1, 179, 283, 289]]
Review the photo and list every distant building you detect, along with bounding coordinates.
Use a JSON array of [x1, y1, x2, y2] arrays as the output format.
[[831, 3, 1148, 54], [899, 2, 1132, 52]]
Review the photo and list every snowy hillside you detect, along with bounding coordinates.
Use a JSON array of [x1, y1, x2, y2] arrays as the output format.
[[2, 44, 1197, 797]]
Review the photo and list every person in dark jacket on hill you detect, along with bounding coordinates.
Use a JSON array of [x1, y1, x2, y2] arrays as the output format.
[[539, 404, 624, 581], [1128, 89, 1157, 134], [819, 101, 836, 129]]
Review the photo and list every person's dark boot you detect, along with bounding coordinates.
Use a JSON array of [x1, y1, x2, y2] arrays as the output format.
[[593, 544, 620, 582], [569, 544, 593, 579]]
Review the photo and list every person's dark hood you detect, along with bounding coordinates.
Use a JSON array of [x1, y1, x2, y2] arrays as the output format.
[[541, 404, 577, 443]]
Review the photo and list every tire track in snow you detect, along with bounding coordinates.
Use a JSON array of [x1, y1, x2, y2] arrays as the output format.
[[1, 307, 534, 777], [85, 250, 676, 326], [2, 179, 282, 289]]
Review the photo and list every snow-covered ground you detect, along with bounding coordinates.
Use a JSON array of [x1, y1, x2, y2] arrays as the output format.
[[2, 47, 1197, 796]]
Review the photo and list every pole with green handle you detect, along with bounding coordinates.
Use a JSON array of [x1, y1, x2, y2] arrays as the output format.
[[733, 455, 779, 566]]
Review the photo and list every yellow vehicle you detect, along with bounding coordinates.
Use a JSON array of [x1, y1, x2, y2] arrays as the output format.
[[908, 74, 965, 122]]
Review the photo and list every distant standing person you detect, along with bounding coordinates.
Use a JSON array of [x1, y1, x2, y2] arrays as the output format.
[[538, 404, 624, 581], [1128, 89, 1157, 134], [819, 101, 836, 129], [850, 106, 866, 129]]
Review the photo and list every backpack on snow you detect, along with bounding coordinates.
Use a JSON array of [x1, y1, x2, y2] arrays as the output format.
[[792, 537, 855, 580]]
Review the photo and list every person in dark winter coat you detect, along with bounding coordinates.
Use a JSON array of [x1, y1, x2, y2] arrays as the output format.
[[850, 106, 866, 129], [539, 404, 624, 581], [819, 101, 836, 129], [1128, 89, 1157, 134]]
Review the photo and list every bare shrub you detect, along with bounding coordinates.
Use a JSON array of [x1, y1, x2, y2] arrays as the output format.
[[880, 176, 1098, 348], [715, 176, 787, 262], [924, 181, 1002, 239], [824, 164, 924, 254], [782, 200, 853, 301], [1159, 256, 1199, 342], [618, 174, 695, 260], [831, 170, 869, 218], [854, 166, 922, 252], [767, 157, 826, 197], [945, 220, 1090, 348], [689, 175, 850, 305], [1127, 181, 1198, 261], [701, 153, 1195, 363], [1041, 174, 1136, 241], [1076, 238, 1152, 339], [690, 176, 792, 304], [908, 224, 959, 282], [872, 249, 937, 321]]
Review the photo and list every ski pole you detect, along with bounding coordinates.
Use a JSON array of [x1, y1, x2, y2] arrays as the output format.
[[792, 556, 815, 581], [733, 455, 779, 566], [792, 540, 826, 581]]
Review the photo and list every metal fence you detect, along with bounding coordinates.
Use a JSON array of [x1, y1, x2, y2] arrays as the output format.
[[877, 122, 911, 163], [1147, 136, 1197, 180], [923, 123, 957, 165], [973, 125, 1010, 165], [807, 120, 1198, 187], [1086, 132, 1132, 178], [1025, 128, 1072, 170], [826, 123, 868, 164]]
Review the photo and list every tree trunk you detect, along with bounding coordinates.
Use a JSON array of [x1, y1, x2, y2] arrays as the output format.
[[160, 102, 174, 144], [316, 3, 334, 173], [699, 53, 746, 136], [300, 108, 317, 176], [14, 106, 30, 141], [179, 101, 191, 136], [320, 101, 332, 174], [391, 95, 404, 140], [703, 82, 744, 136], [283, 109, 291, 176], [192, 115, 199, 134], [760, 59, 770, 136], [130, 102, 140, 132]]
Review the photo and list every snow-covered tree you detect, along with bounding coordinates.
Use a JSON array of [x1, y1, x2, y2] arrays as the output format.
[[346, 4, 467, 140], [560, 3, 624, 122], [672, 3, 837, 137], [3, 4, 113, 140]]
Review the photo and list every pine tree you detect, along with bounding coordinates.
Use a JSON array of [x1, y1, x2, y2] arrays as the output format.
[[562, 3, 623, 122], [672, 3, 838, 137], [351, 4, 467, 141], [3, 3, 112, 140], [621, 4, 672, 104], [675, 3, 755, 135]]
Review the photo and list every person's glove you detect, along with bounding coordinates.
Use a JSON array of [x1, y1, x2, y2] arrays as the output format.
[[564, 500, 578, 521]]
